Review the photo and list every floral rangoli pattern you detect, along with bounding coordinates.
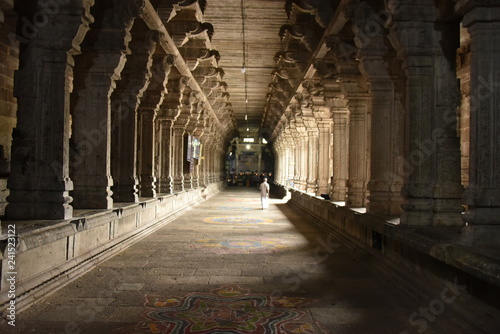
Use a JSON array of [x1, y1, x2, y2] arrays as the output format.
[[194, 236, 304, 254], [113, 284, 327, 334]]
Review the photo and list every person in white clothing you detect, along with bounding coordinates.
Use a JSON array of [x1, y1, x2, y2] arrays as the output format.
[[259, 177, 270, 209]]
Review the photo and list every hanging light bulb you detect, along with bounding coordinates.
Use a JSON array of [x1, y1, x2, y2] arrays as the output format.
[[245, 115, 247, 120], [246, 127, 249, 131], [241, 66, 246, 74]]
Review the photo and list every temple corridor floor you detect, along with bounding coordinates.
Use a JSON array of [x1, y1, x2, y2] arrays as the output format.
[[1, 188, 477, 334]]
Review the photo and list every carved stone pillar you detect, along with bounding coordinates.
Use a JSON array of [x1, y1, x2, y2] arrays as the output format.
[[344, 89, 371, 207], [172, 122, 187, 192], [348, 2, 404, 215], [182, 91, 201, 190], [457, 25, 471, 188], [293, 121, 308, 192], [291, 127, 302, 189], [192, 121, 205, 189], [138, 53, 172, 198], [204, 139, 214, 184], [172, 87, 192, 191], [70, 0, 144, 209], [110, 29, 159, 202], [303, 115, 319, 194], [6, 0, 94, 220], [316, 112, 333, 196], [328, 35, 371, 207], [283, 130, 296, 189], [156, 108, 178, 194], [387, 1, 464, 225], [458, 2, 500, 245], [330, 99, 349, 202], [200, 131, 213, 187]]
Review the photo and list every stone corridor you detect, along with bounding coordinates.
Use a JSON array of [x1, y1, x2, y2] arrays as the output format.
[[0, 188, 482, 334]]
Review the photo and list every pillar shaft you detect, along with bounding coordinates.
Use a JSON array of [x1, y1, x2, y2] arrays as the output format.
[[345, 97, 371, 207], [317, 121, 333, 196], [138, 54, 173, 198], [388, 9, 464, 225], [69, 0, 144, 209], [460, 5, 500, 245], [6, 0, 94, 220], [110, 30, 158, 202]]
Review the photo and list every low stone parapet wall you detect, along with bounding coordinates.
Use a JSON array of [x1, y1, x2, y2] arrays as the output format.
[[0, 182, 224, 315], [285, 186, 500, 333]]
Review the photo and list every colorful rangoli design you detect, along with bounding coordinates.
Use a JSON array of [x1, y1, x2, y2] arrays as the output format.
[[203, 217, 273, 225], [194, 236, 303, 254], [113, 284, 327, 334]]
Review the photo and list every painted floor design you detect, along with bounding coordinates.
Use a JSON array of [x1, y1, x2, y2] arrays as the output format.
[[194, 236, 305, 254], [203, 216, 273, 225], [113, 284, 326, 334]]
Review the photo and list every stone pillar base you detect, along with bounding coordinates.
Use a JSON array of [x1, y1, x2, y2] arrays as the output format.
[[112, 180, 139, 203], [461, 225, 500, 247], [71, 176, 113, 209], [368, 192, 403, 215], [6, 191, 73, 220], [139, 175, 157, 198], [306, 182, 317, 195], [400, 211, 463, 227], [71, 188, 113, 209]]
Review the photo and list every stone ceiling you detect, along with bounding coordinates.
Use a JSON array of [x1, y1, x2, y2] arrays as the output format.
[[151, 0, 339, 139], [202, 0, 289, 133]]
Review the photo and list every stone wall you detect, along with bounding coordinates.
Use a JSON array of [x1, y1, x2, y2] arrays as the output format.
[[285, 187, 500, 334], [0, 182, 224, 315]]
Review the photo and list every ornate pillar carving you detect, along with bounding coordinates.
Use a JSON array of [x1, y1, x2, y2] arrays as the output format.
[[302, 112, 319, 195], [137, 53, 173, 198], [315, 106, 333, 196], [348, 1, 404, 215], [156, 107, 179, 194], [457, 1, 500, 245], [289, 125, 301, 189], [284, 130, 296, 189], [110, 28, 159, 202], [337, 73, 371, 207], [387, 0, 464, 225], [171, 87, 194, 191], [327, 34, 371, 207], [6, 0, 94, 220], [184, 92, 203, 190], [457, 25, 471, 188], [70, 0, 145, 209], [327, 91, 349, 202]]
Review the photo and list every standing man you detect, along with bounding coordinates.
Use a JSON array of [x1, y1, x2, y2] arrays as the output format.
[[259, 177, 270, 209]]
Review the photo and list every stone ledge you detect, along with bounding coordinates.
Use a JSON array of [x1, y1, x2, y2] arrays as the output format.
[[286, 187, 500, 333], [287, 187, 500, 287]]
